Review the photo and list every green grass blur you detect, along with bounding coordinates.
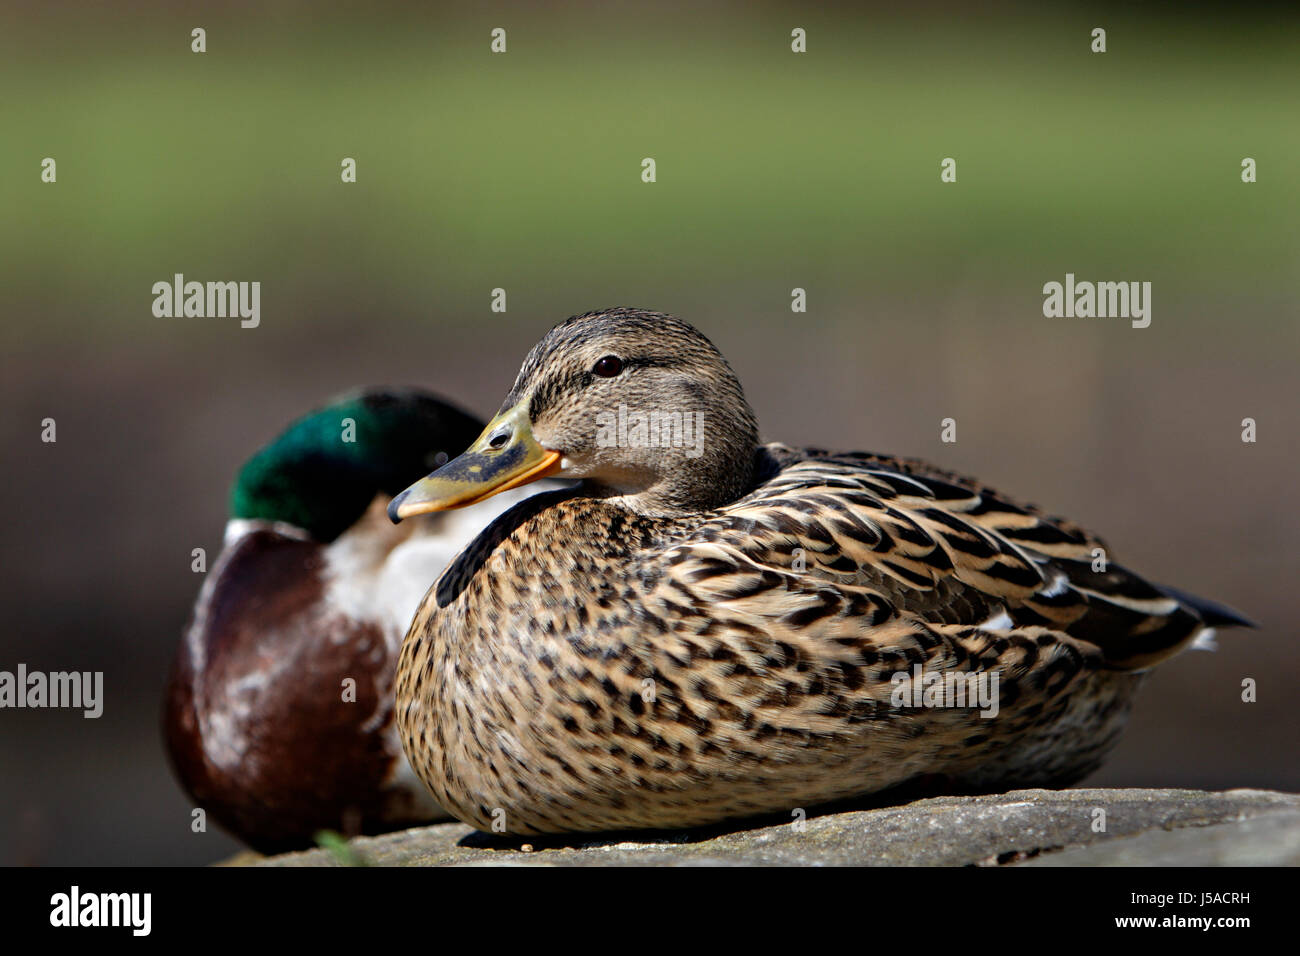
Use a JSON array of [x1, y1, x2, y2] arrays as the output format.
[[2, 5, 1297, 347]]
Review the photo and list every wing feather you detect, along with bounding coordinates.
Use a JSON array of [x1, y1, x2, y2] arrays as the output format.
[[670, 445, 1226, 671]]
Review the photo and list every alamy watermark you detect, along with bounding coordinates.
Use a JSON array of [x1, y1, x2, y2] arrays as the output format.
[[890, 664, 1000, 718], [1042, 273, 1150, 328], [50, 886, 150, 936], [0, 664, 103, 718], [595, 404, 705, 458], [151, 274, 260, 328]]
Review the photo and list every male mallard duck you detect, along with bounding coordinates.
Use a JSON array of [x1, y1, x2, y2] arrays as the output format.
[[163, 387, 553, 852], [388, 308, 1253, 836]]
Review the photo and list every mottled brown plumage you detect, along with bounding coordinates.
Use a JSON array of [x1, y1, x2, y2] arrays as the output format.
[[392, 309, 1251, 834]]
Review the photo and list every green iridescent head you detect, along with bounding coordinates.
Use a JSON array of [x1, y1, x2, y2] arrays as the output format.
[[230, 388, 484, 542]]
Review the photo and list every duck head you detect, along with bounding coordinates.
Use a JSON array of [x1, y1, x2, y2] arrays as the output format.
[[390, 309, 760, 518], [230, 387, 484, 542]]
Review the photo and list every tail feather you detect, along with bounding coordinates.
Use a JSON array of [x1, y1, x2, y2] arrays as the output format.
[[1156, 583, 1258, 630]]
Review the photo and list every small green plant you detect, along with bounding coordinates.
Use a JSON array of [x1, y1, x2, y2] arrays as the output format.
[[313, 830, 368, 867]]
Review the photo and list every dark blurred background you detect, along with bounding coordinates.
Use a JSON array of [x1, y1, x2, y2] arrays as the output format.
[[1, 2, 1297, 864]]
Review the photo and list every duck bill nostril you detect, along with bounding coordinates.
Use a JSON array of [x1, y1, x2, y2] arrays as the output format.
[[388, 402, 560, 520]]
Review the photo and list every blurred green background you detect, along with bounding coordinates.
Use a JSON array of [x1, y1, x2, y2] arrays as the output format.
[[1, 2, 1297, 864]]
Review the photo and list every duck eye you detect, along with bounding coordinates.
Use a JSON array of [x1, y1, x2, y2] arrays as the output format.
[[592, 355, 623, 378]]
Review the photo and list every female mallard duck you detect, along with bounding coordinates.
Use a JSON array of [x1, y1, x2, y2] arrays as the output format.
[[389, 309, 1253, 835], [163, 387, 554, 852]]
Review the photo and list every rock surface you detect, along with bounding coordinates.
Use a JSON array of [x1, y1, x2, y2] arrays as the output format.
[[244, 788, 1300, 866]]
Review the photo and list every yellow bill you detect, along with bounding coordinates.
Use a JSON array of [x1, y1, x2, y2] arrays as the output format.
[[388, 402, 562, 520]]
